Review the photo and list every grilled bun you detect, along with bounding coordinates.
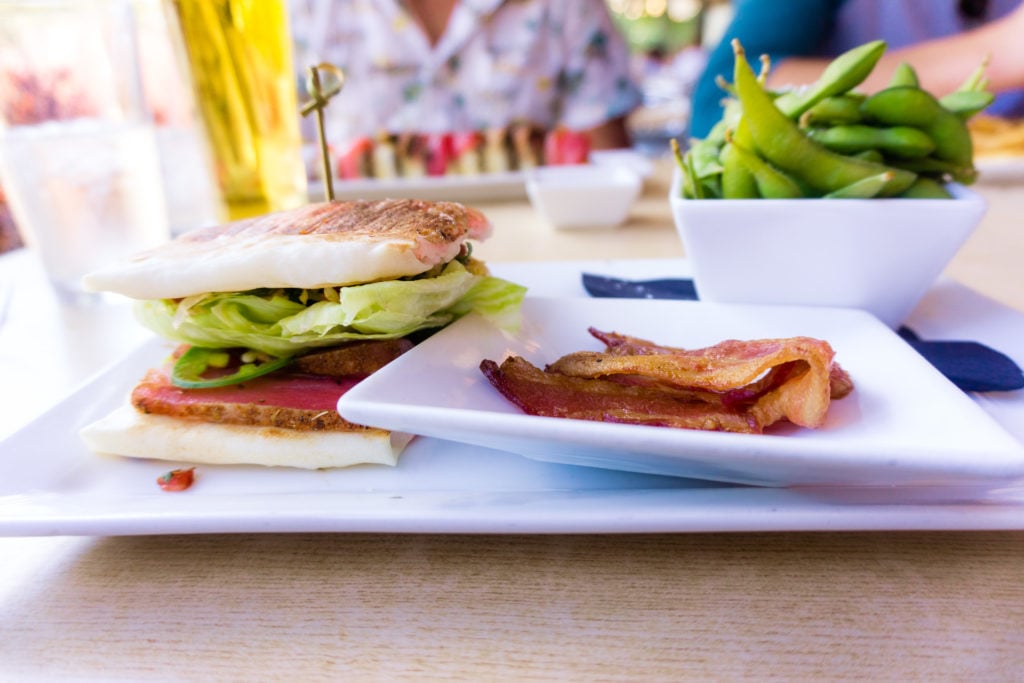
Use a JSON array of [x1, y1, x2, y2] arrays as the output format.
[[82, 198, 493, 299]]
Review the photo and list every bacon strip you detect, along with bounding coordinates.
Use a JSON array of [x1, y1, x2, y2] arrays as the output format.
[[480, 331, 852, 434], [590, 328, 853, 400], [480, 357, 757, 433]]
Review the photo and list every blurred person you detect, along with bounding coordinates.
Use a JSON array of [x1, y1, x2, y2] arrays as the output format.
[[289, 0, 642, 152], [690, 0, 1024, 138], [0, 184, 23, 254]]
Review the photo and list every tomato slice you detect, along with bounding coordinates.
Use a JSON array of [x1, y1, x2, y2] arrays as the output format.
[[157, 468, 196, 492]]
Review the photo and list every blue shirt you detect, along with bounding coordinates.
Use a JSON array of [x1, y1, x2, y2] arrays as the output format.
[[690, 0, 1024, 138]]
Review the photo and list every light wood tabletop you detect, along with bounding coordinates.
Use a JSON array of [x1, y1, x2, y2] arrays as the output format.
[[2, 158, 1023, 681]]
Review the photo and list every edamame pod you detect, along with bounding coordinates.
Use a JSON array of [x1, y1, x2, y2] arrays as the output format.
[[732, 40, 916, 197], [704, 118, 730, 147], [719, 142, 760, 198], [799, 94, 865, 126], [898, 176, 953, 198], [860, 86, 973, 166], [673, 138, 707, 199], [686, 153, 710, 198], [823, 171, 894, 198], [939, 90, 995, 119], [808, 124, 935, 158], [888, 156, 977, 184], [774, 40, 886, 118], [675, 137, 725, 199], [688, 137, 725, 179], [954, 56, 990, 92], [726, 133, 804, 198], [852, 149, 885, 164], [889, 62, 919, 88]]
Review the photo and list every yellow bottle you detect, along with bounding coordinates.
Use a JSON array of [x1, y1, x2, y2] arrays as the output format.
[[169, 0, 307, 219]]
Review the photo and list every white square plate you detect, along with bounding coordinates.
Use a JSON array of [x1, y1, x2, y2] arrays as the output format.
[[339, 297, 1024, 487]]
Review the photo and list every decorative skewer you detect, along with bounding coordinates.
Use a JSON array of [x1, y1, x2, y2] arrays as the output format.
[[301, 63, 346, 201]]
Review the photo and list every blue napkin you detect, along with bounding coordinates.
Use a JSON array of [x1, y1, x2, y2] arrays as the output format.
[[581, 273, 1024, 393]]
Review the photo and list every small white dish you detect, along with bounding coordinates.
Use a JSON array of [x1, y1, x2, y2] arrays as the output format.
[[339, 297, 1024, 487], [669, 169, 987, 328], [526, 164, 642, 229], [590, 148, 655, 178]]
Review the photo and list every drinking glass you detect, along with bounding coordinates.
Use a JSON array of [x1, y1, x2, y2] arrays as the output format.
[[0, 0, 172, 301]]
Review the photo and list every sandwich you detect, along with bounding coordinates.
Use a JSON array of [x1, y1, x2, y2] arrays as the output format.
[[80, 198, 526, 469]]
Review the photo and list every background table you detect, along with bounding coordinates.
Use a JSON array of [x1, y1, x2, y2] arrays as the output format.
[[2, 158, 1023, 680]]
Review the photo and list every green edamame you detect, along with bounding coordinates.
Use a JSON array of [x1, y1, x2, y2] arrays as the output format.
[[888, 62, 919, 88], [939, 90, 995, 119], [674, 39, 987, 201], [726, 132, 804, 198], [732, 40, 916, 197], [808, 124, 936, 158], [852, 149, 885, 164], [898, 176, 953, 198], [672, 139, 699, 198], [719, 142, 760, 198], [954, 56, 990, 93], [674, 138, 711, 199], [774, 40, 886, 118], [888, 155, 977, 184], [799, 94, 865, 126], [688, 138, 725, 179], [675, 137, 724, 199], [824, 171, 894, 199], [860, 86, 973, 166]]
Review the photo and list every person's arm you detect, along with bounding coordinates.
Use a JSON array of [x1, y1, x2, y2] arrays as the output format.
[[690, 0, 842, 138], [585, 116, 632, 150], [768, 2, 1024, 95]]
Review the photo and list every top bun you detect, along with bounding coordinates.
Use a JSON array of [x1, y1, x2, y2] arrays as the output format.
[[82, 198, 494, 300]]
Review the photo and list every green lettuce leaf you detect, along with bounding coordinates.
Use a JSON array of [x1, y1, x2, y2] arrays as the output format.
[[135, 260, 526, 357]]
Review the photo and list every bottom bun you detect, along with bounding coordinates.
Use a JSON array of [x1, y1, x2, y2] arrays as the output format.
[[80, 405, 413, 469]]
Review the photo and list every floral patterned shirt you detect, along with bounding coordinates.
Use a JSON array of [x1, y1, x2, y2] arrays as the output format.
[[289, 0, 641, 143]]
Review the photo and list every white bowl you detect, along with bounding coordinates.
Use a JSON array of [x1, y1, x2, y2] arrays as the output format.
[[526, 164, 642, 229], [669, 168, 987, 327]]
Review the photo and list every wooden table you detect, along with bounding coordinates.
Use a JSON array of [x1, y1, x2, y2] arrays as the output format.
[[2, 158, 1023, 680]]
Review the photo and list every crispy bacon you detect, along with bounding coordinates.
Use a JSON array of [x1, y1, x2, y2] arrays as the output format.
[[480, 331, 852, 434], [133, 340, 410, 432], [587, 328, 854, 400], [480, 357, 757, 433]]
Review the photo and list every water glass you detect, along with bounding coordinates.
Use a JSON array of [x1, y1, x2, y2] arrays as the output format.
[[0, 0, 172, 301]]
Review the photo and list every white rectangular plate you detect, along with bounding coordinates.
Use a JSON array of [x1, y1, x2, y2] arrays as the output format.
[[340, 297, 1024, 487], [311, 150, 653, 202], [323, 171, 528, 202], [976, 155, 1024, 183], [3, 298, 1024, 537]]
